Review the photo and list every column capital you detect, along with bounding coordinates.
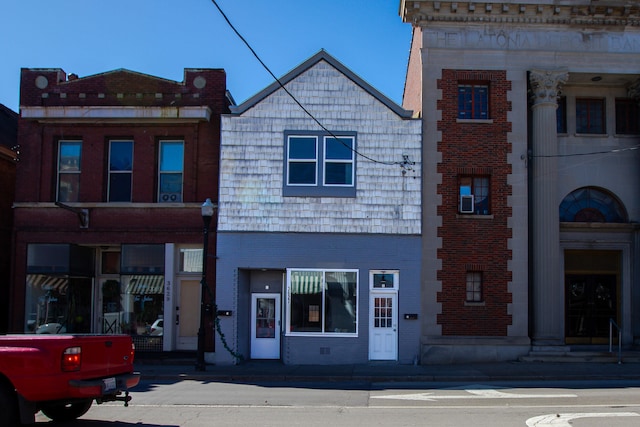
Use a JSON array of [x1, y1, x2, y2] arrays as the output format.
[[529, 69, 568, 107]]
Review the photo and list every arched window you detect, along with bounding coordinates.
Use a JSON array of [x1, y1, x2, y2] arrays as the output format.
[[559, 187, 627, 223]]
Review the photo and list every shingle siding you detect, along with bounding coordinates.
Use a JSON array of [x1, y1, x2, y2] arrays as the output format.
[[220, 60, 421, 235]]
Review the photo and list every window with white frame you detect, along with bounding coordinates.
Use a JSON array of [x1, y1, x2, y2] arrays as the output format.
[[108, 140, 133, 202], [158, 140, 184, 203], [284, 131, 356, 197], [57, 140, 82, 202], [286, 269, 358, 335]]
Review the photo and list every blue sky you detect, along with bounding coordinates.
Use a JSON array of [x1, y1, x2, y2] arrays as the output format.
[[0, 0, 412, 113]]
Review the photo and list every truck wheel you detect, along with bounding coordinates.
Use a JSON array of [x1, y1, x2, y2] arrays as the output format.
[[0, 384, 19, 426], [41, 400, 93, 421]]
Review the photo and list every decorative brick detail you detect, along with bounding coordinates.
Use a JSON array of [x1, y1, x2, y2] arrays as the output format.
[[436, 69, 513, 336]]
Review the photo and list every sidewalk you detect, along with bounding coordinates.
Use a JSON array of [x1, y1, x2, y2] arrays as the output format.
[[134, 359, 640, 383]]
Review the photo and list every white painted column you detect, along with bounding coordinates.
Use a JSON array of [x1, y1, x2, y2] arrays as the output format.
[[529, 69, 568, 345]]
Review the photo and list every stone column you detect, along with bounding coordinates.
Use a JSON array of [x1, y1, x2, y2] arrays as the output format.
[[529, 69, 568, 345]]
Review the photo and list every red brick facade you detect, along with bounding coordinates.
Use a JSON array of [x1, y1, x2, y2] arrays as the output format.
[[436, 69, 513, 336], [11, 68, 230, 348]]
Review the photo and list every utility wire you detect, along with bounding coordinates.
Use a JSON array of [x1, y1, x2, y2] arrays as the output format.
[[531, 143, 640, 158], [210, 0, 397, 166]]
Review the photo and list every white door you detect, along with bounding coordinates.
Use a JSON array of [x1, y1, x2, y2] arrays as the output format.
[[369, 292, 398, 360], [176, 279, 200, 351], [251, 294, 281, 359]]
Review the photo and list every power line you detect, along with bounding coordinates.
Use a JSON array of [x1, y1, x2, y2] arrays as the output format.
[[209, 0, 398, 166], [530, 144, 640, 158]]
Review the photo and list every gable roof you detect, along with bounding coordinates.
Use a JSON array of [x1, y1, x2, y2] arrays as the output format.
[[231, 50, 413, 118]]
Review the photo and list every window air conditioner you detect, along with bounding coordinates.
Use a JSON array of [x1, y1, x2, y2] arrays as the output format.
[[459, 194, 474, 213], [159, 192, 181, 203]]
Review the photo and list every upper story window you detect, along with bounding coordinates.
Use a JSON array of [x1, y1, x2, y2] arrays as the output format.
[[556, 96, 567, 133], [108, 140, 133, 202], [57, 140, 82, 202], [158, 141, 184, 203], [458, 83, 489, 120], [576, 98, 606, 134], [284, 131, 356, 197], [615, 98, 639, 135], [459, 176, 490, 215]]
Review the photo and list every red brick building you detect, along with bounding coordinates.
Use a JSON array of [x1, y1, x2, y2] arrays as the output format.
[[12, 68, 230, 354], [0, 104, 18, 333]]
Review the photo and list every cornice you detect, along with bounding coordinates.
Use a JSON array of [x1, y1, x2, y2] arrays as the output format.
[[401, 1, 640, 27]]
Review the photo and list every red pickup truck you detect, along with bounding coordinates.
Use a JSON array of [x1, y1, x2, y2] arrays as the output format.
[[0, 334, 140, 425]]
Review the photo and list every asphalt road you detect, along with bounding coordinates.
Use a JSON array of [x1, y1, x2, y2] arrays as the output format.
[[35, 379, 640, 426]]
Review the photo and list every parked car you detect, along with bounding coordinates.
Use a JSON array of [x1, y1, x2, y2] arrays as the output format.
[[0, 334, 139, 424], [35, 323, 66, 334], [150, 318, 163, 336]]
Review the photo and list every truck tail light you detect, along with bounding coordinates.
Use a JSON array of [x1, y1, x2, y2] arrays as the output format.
[[130, 342, 136, 364], [62, 346, 82, 372]]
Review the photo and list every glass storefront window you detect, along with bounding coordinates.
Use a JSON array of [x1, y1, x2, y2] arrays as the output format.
[[25, 274, 92, 334]]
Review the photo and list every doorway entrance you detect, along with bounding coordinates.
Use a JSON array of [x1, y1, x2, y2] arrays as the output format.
[[176, 279, 200, 351], [369, 292, 398, 360], [565, 274, 617, 344], [250, 293, 281, 359]]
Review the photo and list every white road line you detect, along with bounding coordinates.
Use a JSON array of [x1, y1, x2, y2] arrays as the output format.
[[372, 388, 577, 401], [526, 412, 640, 426]]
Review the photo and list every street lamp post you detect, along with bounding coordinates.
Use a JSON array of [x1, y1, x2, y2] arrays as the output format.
[[196, 198, 214, 371]]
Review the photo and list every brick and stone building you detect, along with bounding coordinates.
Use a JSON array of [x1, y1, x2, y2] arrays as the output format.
[[12, 68, 230, 356], [400, 1, 640, 362], [217, 51, 422, 364]]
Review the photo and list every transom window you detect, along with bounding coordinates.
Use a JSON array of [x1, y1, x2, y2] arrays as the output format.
[[576, 98, 606, 134], [459, 176, 490, 215], [108, 140, 133, 202], [158, 141, 184, 203], [559, 187, 627, 223], [284, 131, 356, 197], [615, 98, 639, 135], [466, 271, 483, 302], [458, 83, 489, 120], [57, 140, 82, 202], [286, 269, 358, 336]]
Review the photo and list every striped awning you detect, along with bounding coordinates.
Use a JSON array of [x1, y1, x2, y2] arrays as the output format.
[[290, 271, 323, 295], [124, 275, 164, 295], [26, 274, 68, 292]]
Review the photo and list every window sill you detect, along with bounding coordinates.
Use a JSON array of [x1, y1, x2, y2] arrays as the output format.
[[464, 301, 486, 307], [456, 214, 494, 219], [574, 133, 609, 137], [456, 119, 494, 124], [613, 133, 640, 138]]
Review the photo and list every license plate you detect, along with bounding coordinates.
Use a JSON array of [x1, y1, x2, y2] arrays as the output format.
[[103, 377, 116, 392]]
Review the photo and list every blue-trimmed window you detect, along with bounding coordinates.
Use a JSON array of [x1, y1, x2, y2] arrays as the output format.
[[284, 131, 356, 197]]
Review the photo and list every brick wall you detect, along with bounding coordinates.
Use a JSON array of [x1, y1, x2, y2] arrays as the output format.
[[436, 69, 513, 336]]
